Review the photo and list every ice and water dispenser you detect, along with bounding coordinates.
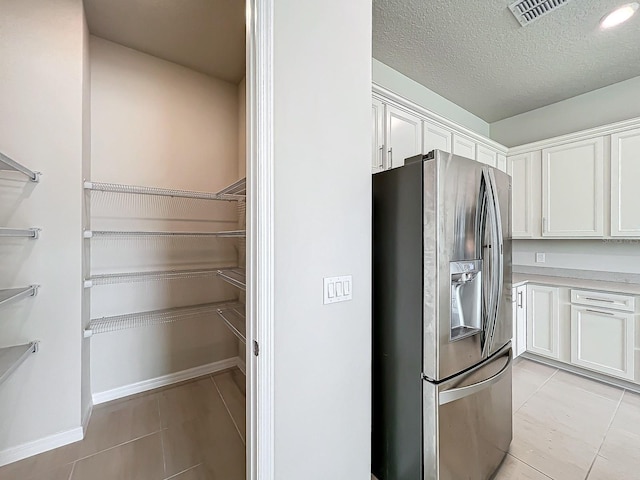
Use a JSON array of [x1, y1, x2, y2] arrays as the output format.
[[450, 259, 483, 341]]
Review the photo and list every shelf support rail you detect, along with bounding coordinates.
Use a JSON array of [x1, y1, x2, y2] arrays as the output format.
[[0, 227, 40, 238], [0, 342, 39, 387], [0, 151, 40, 182], [0, 285, 39, 308]]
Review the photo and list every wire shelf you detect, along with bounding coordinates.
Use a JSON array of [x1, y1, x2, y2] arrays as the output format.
[[217, 177, 246, 196], [84, 300, 237, 337], [0, 151, 40, 182], [84, 268, 237, 288], [84, 177, 246, 201], [217, 268, 246, 291], [0, 286, 38, 308], [0, 342, 38, 386], [83, 229, 245, 238], [0, 227, 40, 238], [216, 303, 246, 343]]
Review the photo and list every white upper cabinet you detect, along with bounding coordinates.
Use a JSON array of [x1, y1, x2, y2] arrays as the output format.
[[541, 138, 604, 237], [611, 127, 640, 237], [476, 144, 497, 167], [508, 152, 539, 238], [497, 154, 507, 173], [422, 119, 452, 155], [452, 133, 476, 160], [385, 105, 422, 169], [372, 98, 385, 173]]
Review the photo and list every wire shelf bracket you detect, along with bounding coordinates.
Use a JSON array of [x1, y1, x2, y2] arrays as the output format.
[[0, 151, 40, 182], [83, 177, 246, 201], [0, 285, 39, 308], [0, 227, 40, 239], [84, 300, 237, 337], [83, 229, 245, 239], [216, 303, 246, 343], [0, 342, 39, 387], [83, 268, 233, 288], [217, 268, 246, 291]]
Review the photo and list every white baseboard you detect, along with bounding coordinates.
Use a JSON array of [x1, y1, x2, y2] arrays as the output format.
[[0, 427, 83, 468], [92, 357, 241, 405], [237, 358, 246, 375], [82, 402, 93, 436]]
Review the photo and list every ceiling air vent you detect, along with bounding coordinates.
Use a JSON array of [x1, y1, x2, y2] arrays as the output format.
[[509, 0, 574, 26]]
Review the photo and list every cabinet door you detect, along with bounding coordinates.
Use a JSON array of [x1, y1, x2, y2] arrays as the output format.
[[570, 306, 634, 380], [496, 154, 507, 173], [611, 128, 640, 236], [542, 138, 604, 237], [385, 105, 422, 169], [452, 133, 476, 160], [423, 119, 452, 155], [476, 144, 497, 167], [372, 98, 385, 173], [515, 285, 527, 357], [526, 285, 560, 359], [508, 152, 535, 238]]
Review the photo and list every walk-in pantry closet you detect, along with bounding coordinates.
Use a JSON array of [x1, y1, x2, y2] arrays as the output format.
[[0, 1, 249, 478]]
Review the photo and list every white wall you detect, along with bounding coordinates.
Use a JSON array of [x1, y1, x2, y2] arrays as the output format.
[[89, 37, 241, 395], [491, 76, 640, 147], [513, 240, 640, 275], [273, 1, 371, 478], [0, 0, 85, 461], [373, 58, 490, 137]]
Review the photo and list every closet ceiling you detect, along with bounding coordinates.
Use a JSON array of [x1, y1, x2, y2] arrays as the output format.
[[373, 0, 640, 122], [84, 0, 245, 83]]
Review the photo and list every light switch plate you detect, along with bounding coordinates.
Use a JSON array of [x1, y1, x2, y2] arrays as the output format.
[[535, 253, 546, 263], [323, 275, 353, 304]]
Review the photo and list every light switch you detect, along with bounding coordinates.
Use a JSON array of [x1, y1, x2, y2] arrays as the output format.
[[535, 253, 546, 263], [323, 275, 353, 304]]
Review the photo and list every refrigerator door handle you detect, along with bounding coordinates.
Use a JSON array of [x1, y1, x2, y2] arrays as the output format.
[[438, 351, 512, 405], [481, 168, 504, 357]]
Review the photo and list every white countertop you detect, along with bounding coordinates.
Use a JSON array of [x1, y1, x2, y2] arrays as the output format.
[[512, 273, 640, 295]]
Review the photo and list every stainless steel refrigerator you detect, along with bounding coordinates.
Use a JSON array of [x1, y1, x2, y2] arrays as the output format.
[[372, 149, 513, 480]]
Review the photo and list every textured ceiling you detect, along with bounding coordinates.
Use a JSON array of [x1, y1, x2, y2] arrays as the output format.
[[373, 0, 640, 122], [84, 0, 245, 83]]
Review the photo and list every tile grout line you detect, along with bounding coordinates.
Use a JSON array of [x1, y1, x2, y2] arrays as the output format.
[[158, 397, 167, 477], [73, 431, 160, 464], [67, 461, 76, 480], [506, 453, 555, 480], [583, 388, 625, 480], [163, 463, 203, 480], [513, 368, 560, 415], [210, 374, 246, 446]]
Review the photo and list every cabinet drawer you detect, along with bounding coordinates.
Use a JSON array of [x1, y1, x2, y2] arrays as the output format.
[[570, 289, 635, 312]]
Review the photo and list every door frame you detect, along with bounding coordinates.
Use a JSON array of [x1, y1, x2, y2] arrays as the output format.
[[247, 0, 275, 479]]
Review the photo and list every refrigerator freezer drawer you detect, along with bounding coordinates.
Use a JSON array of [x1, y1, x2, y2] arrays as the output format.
[[423, 344, 513, 480]]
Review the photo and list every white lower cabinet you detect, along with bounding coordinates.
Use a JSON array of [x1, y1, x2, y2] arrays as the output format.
[[512, 285, 527, 358], [570, 305, 635, 380], [526, 285, 560, 359]]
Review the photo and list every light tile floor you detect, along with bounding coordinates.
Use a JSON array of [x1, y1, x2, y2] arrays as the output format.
[[3, 361, 639, 479], [374, 359, 640, 480], [0, 368, 246, 480], [494, 358, 640, 480]]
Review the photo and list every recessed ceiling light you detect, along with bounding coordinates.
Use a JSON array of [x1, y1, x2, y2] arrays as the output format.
[[600, 2, 639, 29]]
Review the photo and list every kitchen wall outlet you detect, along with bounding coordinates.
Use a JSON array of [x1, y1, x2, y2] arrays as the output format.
[[323, 275, 353, 304], [535, 253, 546, 263]]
